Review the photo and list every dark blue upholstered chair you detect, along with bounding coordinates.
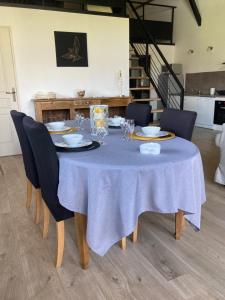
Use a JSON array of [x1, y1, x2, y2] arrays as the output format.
[[130, 109, 197, 242], [10, 110, 41, 224], [23, 116, 74, 267], [160, 109, 197, 239], [160, 108, 197, 141], [125, 103, 152, 126]]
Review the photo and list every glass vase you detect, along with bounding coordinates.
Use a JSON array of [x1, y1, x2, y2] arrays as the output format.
[[90, 105, 109, 136]]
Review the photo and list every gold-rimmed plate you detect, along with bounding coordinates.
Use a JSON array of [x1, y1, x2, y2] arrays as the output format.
[[136, 130, 169, 138], [131, 132, 175, 141], [46, 126, 77, 135]]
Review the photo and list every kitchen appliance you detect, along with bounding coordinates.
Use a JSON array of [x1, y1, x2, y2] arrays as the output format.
[[216, 90, 225, 96], [214, 100, 225, 125], [158, 64, 184, 104]]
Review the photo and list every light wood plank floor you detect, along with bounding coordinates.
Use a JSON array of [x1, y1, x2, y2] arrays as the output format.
[[1, 128, 225, 300]]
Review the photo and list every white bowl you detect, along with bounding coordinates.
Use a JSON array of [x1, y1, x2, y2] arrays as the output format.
[[110, 117, 124, 126], [141, 126, 161, 136], [48, 121, 65, 130], [62, 134, 83, 146]]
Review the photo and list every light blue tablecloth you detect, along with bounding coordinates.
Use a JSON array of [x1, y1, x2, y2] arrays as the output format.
[[56, 127, 206, 256]]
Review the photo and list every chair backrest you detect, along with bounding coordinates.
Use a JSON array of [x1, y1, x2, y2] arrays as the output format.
[[160, 109, 197, 141], [125, 103, 152, 126], [23, 116, 73, 222], [10, 110, 39, 188]]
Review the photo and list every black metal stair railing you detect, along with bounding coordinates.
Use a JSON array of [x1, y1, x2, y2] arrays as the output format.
[[127, 0, 184, 110]]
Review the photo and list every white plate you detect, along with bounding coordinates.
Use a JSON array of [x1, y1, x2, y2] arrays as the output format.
[[136, 131, 169, 138], [108, 122, 121, 127], [46, 125, 71, 132], [54, 140, 92, 148]]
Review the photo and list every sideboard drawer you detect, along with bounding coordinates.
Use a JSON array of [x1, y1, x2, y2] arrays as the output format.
[[74, 99, 101, 107], [102, 98, 131, 107], [40, 101, 73, 110]]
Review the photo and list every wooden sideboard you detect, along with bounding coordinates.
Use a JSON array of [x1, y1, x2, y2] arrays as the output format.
[[33, 96, 131, 123]]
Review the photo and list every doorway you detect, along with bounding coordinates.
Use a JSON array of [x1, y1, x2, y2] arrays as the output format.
[[0, 27, 20, 156]]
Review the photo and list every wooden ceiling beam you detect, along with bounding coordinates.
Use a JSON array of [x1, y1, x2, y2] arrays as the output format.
[[189, 0, 201, 26]]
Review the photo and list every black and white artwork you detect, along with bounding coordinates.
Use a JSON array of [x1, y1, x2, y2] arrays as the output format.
[[54, 31, 88, 67]]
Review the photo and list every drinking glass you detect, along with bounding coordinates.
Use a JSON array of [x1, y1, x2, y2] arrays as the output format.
[[121, 119, 134, 141], [127, 119, 135, 140], [96, 127, 107, 145], [75, 113, 85, 130], [121, 119, 129, 140]]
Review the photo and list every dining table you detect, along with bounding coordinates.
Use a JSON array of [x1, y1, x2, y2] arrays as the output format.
[[53, 121, 206, 258]]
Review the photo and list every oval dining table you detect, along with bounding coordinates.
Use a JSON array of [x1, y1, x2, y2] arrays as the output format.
[[54, 123, 206, 269]]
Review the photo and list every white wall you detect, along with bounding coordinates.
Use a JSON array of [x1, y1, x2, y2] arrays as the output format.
[[0, 7, 129, 116], [158, 45, 175, 63], [173, 0, 225, 74], [145, 0, 225, 75]]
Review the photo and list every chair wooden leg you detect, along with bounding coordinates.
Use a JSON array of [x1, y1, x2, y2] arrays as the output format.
[[182, 216, 186, 229], [119, 237, 127, 250], [55, 221, 65, 268], [74, 213, 89, 270], [34, 189, 42, 224], [175, 210, 184, 240], [26, 179, 32, 208], [42, 201, 50, 239], [131, 222, 138, 243]]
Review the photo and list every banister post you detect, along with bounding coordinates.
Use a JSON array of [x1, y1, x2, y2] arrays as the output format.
[[180, 90, 184, 110], [145, 43, 149, 75]]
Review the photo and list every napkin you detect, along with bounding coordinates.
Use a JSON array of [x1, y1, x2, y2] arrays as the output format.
[[140, 142, 161, 155]]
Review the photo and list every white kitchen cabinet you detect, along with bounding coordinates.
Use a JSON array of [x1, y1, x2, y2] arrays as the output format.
[[184, 96, 197, 112], [184, 96, 215, 129], [196, 97, 215, 128]]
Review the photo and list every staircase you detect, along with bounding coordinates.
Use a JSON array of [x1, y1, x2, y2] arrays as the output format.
[[129, 55, 163, 119], [127, 0, 184, 120]]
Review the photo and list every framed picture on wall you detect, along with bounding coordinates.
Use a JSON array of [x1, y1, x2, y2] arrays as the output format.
[[54, 31, 88, 67]]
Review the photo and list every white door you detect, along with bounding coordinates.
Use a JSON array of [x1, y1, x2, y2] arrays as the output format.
[[0, 27, 20, 156]]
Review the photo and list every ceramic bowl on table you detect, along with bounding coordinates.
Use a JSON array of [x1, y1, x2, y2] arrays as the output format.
[[109, 117, 125, 126], [62, 134, 83, 146], [48, 121, 65, 131], [141, 126, 161, 137]]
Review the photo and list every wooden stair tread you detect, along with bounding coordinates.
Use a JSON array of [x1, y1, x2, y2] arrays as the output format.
[[132, 98, 161, 102], [129, 66, 143, 70], [130, 77, 149, 80], [130, 87, 153, 90], [152, 121, 160, 125], [152, 109, 164, 113]]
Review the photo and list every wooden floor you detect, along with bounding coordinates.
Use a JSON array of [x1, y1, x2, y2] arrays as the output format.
[[1, 128, 225, 300]]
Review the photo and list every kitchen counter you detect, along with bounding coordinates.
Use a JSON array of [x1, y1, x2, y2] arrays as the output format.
[[184, 93, 225, 98]]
